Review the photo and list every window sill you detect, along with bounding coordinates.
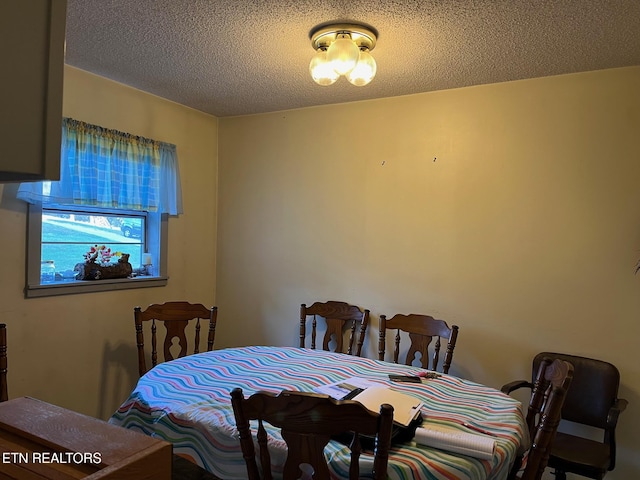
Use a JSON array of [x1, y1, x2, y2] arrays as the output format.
[[24, 276, 168, 298]]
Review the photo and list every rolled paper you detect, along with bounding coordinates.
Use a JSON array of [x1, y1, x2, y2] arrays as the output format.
[[413, 426, 496, 460]]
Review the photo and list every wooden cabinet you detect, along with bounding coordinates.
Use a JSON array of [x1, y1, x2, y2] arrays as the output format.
[[0, 0, 66, 183], [0, 397, 172, 479]]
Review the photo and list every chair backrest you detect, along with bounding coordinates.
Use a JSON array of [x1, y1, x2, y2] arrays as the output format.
[[378, 313, 459, 373], [532, 352, 620, 429], [517, 357, 574, 480], [299, 301, 370, 356], [0, 324, 7, 402], [134, 301, 218, 377], [230, 388, 394, 480], [532, 351, 626, 473]]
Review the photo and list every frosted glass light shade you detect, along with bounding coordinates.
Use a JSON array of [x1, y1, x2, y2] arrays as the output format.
[[326, 34, 360, 75], [309, 23, 378, 87], [309, 50, 339, 85], [346, 49, 377, 86]]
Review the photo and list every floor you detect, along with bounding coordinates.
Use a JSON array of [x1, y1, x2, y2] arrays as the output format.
[[172, 455, 222, 480]]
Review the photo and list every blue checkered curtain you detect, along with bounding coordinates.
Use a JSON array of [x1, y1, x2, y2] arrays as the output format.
[[17, 118, 183, 214]]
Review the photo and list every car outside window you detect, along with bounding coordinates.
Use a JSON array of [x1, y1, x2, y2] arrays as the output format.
[[121, 220, 143, 239]]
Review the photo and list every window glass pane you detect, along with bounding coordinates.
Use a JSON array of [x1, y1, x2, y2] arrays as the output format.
[[41, 208, 145, 282]]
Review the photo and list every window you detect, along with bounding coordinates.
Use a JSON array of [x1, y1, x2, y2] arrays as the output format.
[[18, 118, 181, 297], [42, 207, 147, 276]]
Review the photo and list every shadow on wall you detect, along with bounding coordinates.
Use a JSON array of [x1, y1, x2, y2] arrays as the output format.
[[0, 183, 26, 214], [97, 340, 138, 420]]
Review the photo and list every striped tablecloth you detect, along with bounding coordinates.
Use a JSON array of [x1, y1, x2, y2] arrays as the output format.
[[109, 346, 527, 480]]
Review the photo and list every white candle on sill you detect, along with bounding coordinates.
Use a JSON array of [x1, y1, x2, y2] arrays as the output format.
[[142, 253, 153, 266]]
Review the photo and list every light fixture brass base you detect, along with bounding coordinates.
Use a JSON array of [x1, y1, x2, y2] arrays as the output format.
[[310, 23, 377, 51]]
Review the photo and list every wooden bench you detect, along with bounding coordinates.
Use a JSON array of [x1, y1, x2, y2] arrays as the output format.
[[0, 396, 171, 479]]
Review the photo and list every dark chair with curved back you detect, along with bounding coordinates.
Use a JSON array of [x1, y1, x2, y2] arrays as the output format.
[[502, 352, 627, 480], [0, 324, 7, 402], [378, 313, 459, 373], [230, 388, 394, 480], [504, 357, 574, 480], [135, 301, 218, 377], [299, 301, 370, 356]]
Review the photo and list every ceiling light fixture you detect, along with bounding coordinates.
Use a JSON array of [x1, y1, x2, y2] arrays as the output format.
[[309, 23, 378, 87]]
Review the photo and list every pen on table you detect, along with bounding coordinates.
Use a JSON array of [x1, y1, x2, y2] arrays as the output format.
[[461, 422, 496, 436]]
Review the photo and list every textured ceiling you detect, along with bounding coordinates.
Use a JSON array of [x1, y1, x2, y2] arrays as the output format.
[[65, 0, 640, 118]]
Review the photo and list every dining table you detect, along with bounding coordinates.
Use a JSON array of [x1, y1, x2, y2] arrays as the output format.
[[109, 346, 529, 480]]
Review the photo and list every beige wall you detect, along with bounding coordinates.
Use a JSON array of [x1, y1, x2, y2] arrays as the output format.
[[217, 66, 640, 478], [0, 66, 218, 419]]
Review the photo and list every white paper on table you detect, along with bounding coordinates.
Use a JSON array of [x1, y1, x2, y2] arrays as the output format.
[[352, 386, 423, 427], [413, 425, 496, 460], [314, 376, 381, 400]]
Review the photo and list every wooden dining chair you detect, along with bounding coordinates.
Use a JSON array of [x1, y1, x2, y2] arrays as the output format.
[[230, 388, 394, 480], [503, 352, 627, 480], [0, 324, 7, 402], [503, 357, 574, 480], [378, 313, 459, 373], [299, 301, 370, 356], [134, 301, 218, 377]]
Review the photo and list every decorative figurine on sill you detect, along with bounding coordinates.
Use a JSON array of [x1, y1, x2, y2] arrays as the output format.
[[74, 245, 132, 280]]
